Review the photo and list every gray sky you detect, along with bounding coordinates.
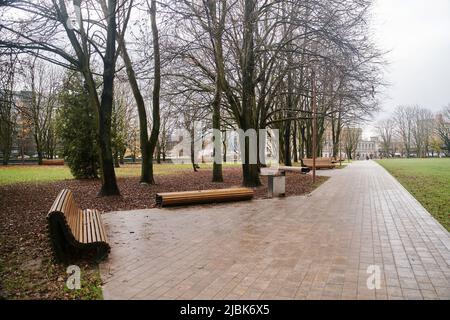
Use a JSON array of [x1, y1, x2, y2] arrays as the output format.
[[365, 0, 450, 138]]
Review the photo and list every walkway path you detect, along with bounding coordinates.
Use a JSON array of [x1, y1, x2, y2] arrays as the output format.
[[99, 161, 450, 299]]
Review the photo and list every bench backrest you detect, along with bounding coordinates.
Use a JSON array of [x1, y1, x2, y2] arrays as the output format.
[[48, 189, 82, 239], [48, 189, 110, 260], [303, 158, 333, 164], [302, 158, 335, 167], [42, 159, 64, 165]]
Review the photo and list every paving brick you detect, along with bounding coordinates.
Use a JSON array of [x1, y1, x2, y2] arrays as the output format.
[[99, 161, 450, 300]]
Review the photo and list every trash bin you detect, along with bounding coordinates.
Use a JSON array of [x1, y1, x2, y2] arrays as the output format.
[[268, 171, 285, 198]]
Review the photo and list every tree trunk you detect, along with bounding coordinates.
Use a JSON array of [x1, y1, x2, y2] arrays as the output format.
[[97, 0, 120, 196], [241, 0, 261, 187], [115, 1, 160, 184], [212, 116, 223, 182], [114, 151, 120, 168], [206, 0, 224, 182], [284, 47, 294, 166], [211, 72, 223, 181], [331, 108, 342, 158], [2, 146, 11, 165], [284, 121, 291, 166], [145, 0, 161, 184], [293, 121, 298, 163], [211, 93, 223, 181], [118, 27, 151, 183], [222, 130, 227, 163], [299, 124, 305, 160], [21, 145, 24, 165], [35, 135, 43, 165], [0, 127, 12, 165], [305, 121, 312, 158], [119, 150, 125, 164], [242, 161, 260, 187], [257, 126, 266, 167], [156, 140, 161, 164], [190, 125, 198, 172]]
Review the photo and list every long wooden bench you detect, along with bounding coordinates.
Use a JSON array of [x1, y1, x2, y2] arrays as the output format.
[[156, 188, 254, 207], [42, 159, 64, 165], [47, 189, 110, 261], [302, 158, 336, 169]]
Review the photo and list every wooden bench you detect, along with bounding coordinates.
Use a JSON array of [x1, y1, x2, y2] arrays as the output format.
[[47, 189, 110, 261], [156, 188, 254, 207], [260, 166, 310, 176], [331, 157, 344, 163], [302, 158, 335, 169], [42, 159, 64, 165], [278, 165, 310, 174]]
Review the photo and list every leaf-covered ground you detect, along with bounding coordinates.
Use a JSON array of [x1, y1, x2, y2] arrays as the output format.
[[0, 167, 327, 299]]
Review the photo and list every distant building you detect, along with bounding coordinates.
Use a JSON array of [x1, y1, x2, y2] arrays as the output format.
[[321, 125, 381, 160], [0, 90, 36, 161], [355, 136, 380, 159]]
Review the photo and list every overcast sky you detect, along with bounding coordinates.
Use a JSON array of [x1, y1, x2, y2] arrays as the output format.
[[365, 0, 450, 137]]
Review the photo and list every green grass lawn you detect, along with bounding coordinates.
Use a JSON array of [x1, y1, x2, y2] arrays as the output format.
[[376, 158, 450, 231], [0, 162, 241, 185]]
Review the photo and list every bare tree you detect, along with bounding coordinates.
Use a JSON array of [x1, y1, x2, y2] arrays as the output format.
[[112, 0, 161, 184], [341, 127, 361, 160], [376, 118, 394, 157], [411, 106, 434, 157], [165, 0, 383, 184], [18, 58, 60, 164], [393, 106, 414, 157], [0, 0, 123, 195], [0, 49, 18, 165], [157, 103, 176, 163], [435, 105, 450, 156], [111, 79, 134, 167]]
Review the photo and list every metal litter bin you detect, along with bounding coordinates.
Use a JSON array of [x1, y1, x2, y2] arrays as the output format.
[[268, 171, 285, 198]]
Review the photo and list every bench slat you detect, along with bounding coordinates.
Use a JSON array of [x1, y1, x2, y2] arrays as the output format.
[[95, 210, 108, 243], [74, 209, 80, 243], [52, 189, 64, 212], [93, 210, 104, 242], [67, 196, 75, 234], [82, 211, 87, 244], [89, 210, 97, 242], [83, 210, 88, 244], [55, 189, 66, 211], [89, 210, 96, 243], [89, 210, 98, 242]]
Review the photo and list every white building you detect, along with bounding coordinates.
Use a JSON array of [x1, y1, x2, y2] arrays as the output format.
[[321, 126, 381, 160], [355, 136, 380, 159]]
